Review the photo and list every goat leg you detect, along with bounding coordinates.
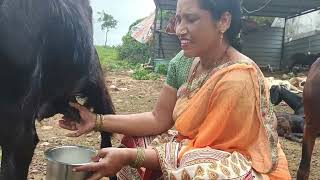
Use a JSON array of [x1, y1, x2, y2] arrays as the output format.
[[0, 125, 38, 180]]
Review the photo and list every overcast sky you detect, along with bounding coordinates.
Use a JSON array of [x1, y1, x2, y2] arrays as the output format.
[[90, 0, 156, 46]]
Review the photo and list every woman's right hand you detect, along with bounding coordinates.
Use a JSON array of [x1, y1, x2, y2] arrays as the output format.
[[59, 102, 97, 137]]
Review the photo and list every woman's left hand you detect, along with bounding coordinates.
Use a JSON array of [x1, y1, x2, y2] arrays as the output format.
[[73, 148, 131, 180], [59, 102, 97, 137]]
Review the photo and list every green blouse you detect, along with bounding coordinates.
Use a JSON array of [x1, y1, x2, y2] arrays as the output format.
[[165, 51, 193, 89]]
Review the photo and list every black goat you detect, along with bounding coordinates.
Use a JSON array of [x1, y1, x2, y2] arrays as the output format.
[[270, 85, 304, 115], [0, 0, 115, 179], [270, 85, 304, 142]]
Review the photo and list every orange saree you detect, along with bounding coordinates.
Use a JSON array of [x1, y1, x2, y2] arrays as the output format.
[[169, 60, 290, 179]]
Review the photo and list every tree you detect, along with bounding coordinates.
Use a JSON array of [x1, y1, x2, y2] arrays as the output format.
[[98, 11, 118, 47], [118, 18, 151, 63]]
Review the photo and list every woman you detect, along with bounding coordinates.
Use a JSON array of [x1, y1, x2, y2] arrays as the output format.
[[60, 0, 291, 179]]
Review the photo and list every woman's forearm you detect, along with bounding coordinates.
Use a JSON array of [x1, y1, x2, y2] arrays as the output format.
[[100, 112, 173, 136], [98, 84, 177, 137]]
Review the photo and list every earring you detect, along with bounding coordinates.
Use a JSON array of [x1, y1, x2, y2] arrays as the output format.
[[219, 31, 224, 44]]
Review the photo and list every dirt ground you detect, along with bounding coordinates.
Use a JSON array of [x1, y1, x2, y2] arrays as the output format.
[[27, 71, 320, 179]]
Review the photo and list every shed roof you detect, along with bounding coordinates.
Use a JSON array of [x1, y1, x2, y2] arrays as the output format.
[[153, 0, 320, 18]]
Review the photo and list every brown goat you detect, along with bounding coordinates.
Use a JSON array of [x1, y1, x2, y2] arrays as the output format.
[[275, 112, 304, 143], [297, 58, 320, 180]]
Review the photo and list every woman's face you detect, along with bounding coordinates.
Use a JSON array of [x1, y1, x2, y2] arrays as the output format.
[[175, 0, 221, 57]]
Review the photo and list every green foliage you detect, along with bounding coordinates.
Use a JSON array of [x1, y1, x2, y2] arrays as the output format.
[[117, 18, 151, 64], [98, 11, 118, 46], [96, 14, 170, 80], [155, 64, 168, 75], [98, 11, 118, 31], [96, 46, 137, 71], [96, 46, 162, 80], [132, 67, 160, 80], [118, 34, 151, 64]]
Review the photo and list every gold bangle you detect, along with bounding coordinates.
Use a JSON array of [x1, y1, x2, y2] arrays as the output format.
[[94, 114, 99, 132], [99, 114, 103, 131], [94, 114, 103, 132], [129, 147, 146, 168]]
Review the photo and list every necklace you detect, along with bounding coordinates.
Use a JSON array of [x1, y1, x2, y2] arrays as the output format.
[[186, 46, 229, 98]]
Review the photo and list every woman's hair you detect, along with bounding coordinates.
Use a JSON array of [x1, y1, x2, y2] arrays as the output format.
[[198, 0, 241, 47]]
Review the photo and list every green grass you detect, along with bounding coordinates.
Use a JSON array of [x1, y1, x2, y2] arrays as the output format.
[[132, 67, 160, 80], [96, 46, 162, 80], [96, 46, 137, 71]]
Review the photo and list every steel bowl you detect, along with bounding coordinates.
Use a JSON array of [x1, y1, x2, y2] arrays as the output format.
[[44, 145, 97, 180]]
